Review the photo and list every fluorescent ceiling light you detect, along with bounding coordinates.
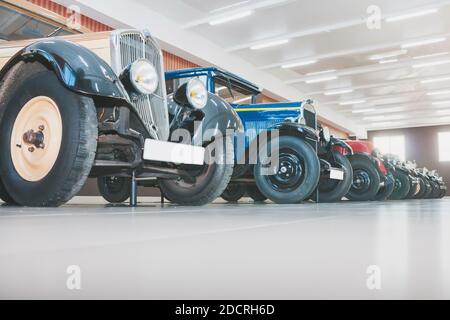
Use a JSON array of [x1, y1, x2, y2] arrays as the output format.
[[307, 69, 336, 76], [352, 108, 376, 114], [250, 39, 289, 50], [339, 100, 366, 106], [234, 96, 252, 103], [368, 50, 408, 61], [210, 1, 251, 13], [436, 109, 450, 114], [209, 10, 253, 26], [324, 89, 353, 96], [379, 59, 398, 64], [281, 60, 317, 69], [413, 59, 450, 68], [413, 52, 449, 60], [432, 100, 450, 105], [421, 76, 450, 84], [305, 76, 337, 84], [363, 115, 386, 121], [386, 8, 438, 23], [402, 37, 446, 49], [427, 90, 450, 96]]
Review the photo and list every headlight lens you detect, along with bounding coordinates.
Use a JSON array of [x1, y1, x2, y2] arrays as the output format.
[[186, 78, 208, 109], [130, 59, 159, 95], [321, 127, 331, 143]]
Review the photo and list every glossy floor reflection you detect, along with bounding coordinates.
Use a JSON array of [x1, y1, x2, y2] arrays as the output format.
[[1, 197, 449, 299]]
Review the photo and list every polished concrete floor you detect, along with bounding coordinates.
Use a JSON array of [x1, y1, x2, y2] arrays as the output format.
[[1, 196, 450, 300]]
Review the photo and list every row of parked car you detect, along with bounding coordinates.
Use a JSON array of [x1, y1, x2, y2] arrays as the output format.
[[0, 29, 446, 207]]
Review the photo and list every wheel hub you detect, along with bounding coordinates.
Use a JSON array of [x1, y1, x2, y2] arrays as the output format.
[[23, 129, 45, 150], [267, 152, 305, 192], [10, 96, 63, 182], [352, 170, 371, 192]]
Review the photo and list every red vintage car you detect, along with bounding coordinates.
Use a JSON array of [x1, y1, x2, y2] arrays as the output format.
[[334, 140, 394, 201]]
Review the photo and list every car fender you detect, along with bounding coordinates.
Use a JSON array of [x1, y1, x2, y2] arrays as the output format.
[[269, 122, 319, 141], [330, 137, 354, 155], [168, 92, 244, 145], [0, 39, 130, 103]]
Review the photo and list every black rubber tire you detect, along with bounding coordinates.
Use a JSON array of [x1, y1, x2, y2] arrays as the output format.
[[97, 176, 131, 203], [159, 138, 234, 206], [430, 181, 442, 199], [0, 61, 97, 207], [389, 170, 411, 200], [246, 184, 268, 202], [221, 183, 246, 202], [316, 152, 353, 203], [405, 176, 420, 199], [423, 178, 434, 199], [254, 136, 320, 204], [0, 178, 16, 205], [439, 187, 447, 198], [413, 177, 428, 199], [372, 172, 395, 201], [346, 155, 381, 202]]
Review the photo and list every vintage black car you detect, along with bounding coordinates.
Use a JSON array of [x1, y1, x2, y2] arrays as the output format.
[[0, 30, 242, 207]]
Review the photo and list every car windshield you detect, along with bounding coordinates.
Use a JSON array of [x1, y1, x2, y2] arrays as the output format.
[[214, 75, 258, 105], [0, 4, 74, 41]]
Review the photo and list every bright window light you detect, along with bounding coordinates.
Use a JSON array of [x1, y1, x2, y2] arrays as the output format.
[[438, 132, 450, 162], [373, 135, 406, 161]]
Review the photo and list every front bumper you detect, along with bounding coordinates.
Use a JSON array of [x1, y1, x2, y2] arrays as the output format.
[[143, 139, 205, 165]]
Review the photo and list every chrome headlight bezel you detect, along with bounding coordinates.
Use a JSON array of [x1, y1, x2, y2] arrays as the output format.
[[120, 59, 159, 95], [186, 78, 208, 109]]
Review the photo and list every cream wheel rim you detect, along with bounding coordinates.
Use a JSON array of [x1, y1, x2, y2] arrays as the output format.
[[10, 96, 63, 182]]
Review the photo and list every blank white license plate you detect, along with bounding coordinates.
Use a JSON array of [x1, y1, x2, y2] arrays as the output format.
[[330, 168, 344, 181], [143, 139, 205, 165]]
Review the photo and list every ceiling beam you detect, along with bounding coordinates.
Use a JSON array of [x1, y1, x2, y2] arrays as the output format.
[[183, 0, 294, 29], [228, 0, 450, 53], [260, 32, 450, 71]]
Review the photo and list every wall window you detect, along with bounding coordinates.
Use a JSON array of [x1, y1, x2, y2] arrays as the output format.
[[373, 135, 406, 161], [438, 132, 450, 162]]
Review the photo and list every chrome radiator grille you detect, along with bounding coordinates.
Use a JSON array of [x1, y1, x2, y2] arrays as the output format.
[[110, 30, 169, 141]]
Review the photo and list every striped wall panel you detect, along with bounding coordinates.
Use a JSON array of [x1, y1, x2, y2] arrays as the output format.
[[26, 0, 112, 32]]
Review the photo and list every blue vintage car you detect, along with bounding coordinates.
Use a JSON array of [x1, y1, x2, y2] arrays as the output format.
[[165, 67, 354, 203]]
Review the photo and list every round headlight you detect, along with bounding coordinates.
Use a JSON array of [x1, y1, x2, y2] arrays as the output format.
[[321, 127, 331, 143], [129, 59, 159, 95], [186, 78, 208, 109]]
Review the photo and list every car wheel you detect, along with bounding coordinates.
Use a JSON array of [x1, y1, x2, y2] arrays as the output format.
[[97, 176, 131, 203], [246, 184, 268, 202], [346, 156, 381, 201], [405, 177, 420, 199], [316, 151, 353, 203], [221, 183, 246, 202], [430, 181, 442, 199], [254, 136, 320, 204], [389, 170, 411, 200], [0, 62, 97, 207], [439, 187, 447, 198], [159, 138, 234, 206], [372, 172, 395, 201], [413, 177, 427, 199], [423, 179, 434, 199]]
